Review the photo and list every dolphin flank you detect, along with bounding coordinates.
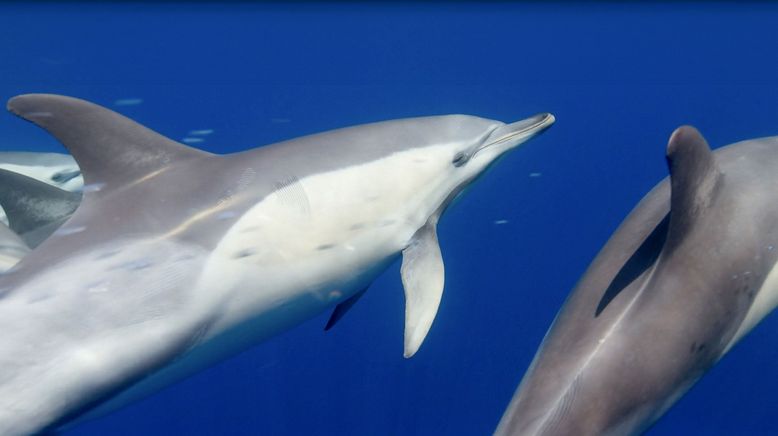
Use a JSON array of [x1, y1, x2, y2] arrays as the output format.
[[496, 126, 778, 435], [0, 94, 553, 434]]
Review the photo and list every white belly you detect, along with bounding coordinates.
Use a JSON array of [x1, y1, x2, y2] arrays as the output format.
[[73, 145, 456, 427], [204, 143, 456, 337]]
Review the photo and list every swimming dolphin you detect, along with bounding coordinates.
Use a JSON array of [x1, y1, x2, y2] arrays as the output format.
[[0, 168, 81, 248], [0, 151, 81, 191], [0, 94, 554, 434], [496, 126, 778, 435]]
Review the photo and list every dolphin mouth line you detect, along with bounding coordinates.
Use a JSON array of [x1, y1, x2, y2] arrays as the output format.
[[475, 112, 555, 155]]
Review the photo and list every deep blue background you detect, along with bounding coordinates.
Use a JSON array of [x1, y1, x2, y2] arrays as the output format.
[[0, 2, 777, 435]]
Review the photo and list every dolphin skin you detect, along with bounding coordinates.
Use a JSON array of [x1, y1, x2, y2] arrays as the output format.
[[0, 221, 29, 272], [0, 94, 554, 434], [496, 126, 778, 435]]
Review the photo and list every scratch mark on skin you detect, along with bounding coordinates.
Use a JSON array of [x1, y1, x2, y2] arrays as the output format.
[[232, 248, 256, 259], [53, 226, 87, 237]]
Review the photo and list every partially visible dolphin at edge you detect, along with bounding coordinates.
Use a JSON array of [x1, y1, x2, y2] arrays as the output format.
[[0, 151, 81, 191], [496, 126, 778, 435], [0, 94, 554, 434], [0, 168, 81, 248]]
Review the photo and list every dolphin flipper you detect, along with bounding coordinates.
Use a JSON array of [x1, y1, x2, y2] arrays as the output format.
[[401, 220, 444, 358], [324, 286, 369, 331], [0, 168, 81, 247]]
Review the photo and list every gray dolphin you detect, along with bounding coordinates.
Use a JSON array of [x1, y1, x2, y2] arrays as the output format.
[[496, 126, 778, 435], [0, 94, 554, 434], [0, 168, 81, 248]]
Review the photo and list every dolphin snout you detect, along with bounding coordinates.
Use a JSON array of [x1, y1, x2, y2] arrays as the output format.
[[485, 112, 555, 147]]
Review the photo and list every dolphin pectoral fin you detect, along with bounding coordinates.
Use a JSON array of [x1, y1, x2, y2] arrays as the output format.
[[6, 94, 212, 192], [664, 126, 722, 251], [324, 286, 368, 331], [0, 168, 81, 237], [401, 222, 444, 358]]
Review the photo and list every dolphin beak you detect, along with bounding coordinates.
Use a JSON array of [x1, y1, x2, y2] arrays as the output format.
[[484, 112, 555, 148]]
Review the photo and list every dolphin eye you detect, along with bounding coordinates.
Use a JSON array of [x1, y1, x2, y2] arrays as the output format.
[[452, 152, 468, 167]]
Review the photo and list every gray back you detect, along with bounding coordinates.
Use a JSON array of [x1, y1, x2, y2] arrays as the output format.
[[499, 129, 778, 435]]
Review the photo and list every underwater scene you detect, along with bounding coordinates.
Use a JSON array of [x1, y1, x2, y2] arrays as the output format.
[[0, 2, 777, 435]]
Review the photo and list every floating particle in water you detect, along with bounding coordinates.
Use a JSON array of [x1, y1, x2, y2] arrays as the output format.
[[188, 129, 214, 136], [114, 98, 143, 106], [529, 172, 542, 178], [182, 137, 205, 144], [494, 219, 509, 225]]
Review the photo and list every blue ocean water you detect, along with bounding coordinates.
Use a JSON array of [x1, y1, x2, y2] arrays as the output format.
[[0, 2, 777, 435]]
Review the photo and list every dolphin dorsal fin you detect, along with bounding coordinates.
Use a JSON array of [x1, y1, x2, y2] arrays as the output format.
[[6, 94, 211, 193], [664, 126, 721, 251], [0, 168, 81, 236]]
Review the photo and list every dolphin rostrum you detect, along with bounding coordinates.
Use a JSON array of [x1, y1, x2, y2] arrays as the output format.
[[496, 126, 778, 435], [0, 94, 554, 434]]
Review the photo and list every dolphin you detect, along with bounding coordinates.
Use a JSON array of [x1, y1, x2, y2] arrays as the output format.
[[0, 151, 81, 191], [0, 168, 81, 248], [496, 126, 778, 435], [0, 94, 554, 434]]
